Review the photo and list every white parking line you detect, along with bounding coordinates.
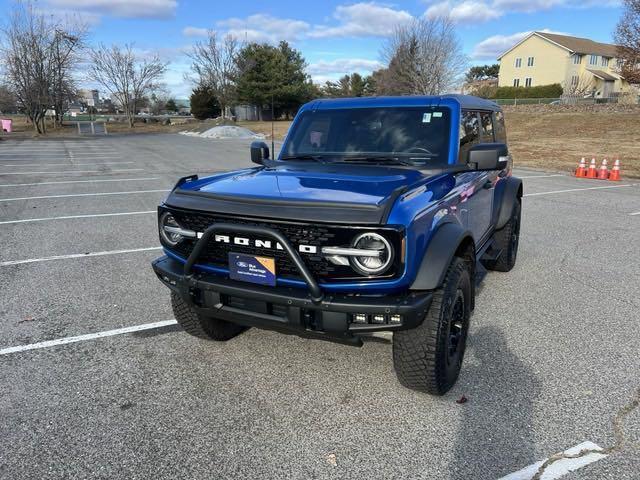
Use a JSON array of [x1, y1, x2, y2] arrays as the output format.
[[0, 177, 159, 187], [524, 184, 635, 197], [0, 246, 162, 267], [518, 174, 564, 179], [0, 320, 178, 356], [0, 162, 134, 167], [0, 169, 143, 175], [0, 211, 156, 225], [630, 211, 640, 216], [498, 441, 607, 480], [0, 189, 168, 202]]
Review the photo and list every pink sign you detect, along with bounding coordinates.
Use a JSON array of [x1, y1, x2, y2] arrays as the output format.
[[1, 119, 12, 133]]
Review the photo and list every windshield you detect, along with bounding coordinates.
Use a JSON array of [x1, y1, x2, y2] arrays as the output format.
[[282, 106, 451, 165]]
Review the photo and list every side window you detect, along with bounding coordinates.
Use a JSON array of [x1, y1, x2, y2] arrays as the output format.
[[459, 110, 479, 162], [493, 111, 507, 143], [479, 111, 494, 142]]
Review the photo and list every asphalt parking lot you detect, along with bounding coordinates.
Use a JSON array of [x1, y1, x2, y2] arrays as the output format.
[[1, 134, 639, 480]]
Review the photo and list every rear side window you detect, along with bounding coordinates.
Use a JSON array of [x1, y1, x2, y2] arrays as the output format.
[[493, 111, 507, 143], [479, 111, 494, 142], [459, 110, 479, 162]]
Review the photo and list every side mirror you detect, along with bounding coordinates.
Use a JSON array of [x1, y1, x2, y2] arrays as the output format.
[[250, 141, 270, 165], [468, 143, 509, 171]]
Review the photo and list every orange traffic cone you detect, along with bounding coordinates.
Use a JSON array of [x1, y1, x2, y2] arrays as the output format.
[[597, 159, 609, 180], [586, 158, 597, 178], [609, 159, 622, 181], [575, 158, 586, 177]]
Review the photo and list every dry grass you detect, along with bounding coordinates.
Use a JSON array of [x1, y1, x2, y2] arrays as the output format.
[[504, 106, 640, 178], [237, 120, 292, 140]]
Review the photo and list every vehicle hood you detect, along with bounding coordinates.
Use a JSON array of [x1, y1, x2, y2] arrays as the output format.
[[165, 163, 426, 225]]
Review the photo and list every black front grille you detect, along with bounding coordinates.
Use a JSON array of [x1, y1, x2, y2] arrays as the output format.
[[164, 208, 402, 281]]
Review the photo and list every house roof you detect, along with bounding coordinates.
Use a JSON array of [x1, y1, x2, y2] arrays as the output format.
[[586, 69, 619, 81], [497, 31, 620, 59], [536, 32, 619, 57]]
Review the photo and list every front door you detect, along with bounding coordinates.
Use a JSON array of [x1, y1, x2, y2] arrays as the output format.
[[602, 80, 614, 99]]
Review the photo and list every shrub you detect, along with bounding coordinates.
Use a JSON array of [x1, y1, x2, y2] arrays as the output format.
[[190, 86, 221, 120], [495, 83, 563, 99]]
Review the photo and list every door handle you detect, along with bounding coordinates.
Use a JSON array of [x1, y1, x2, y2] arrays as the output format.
[[482, 179, 493, 189]]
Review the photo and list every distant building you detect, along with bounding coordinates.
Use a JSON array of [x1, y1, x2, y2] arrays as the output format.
[[78, 89, 100, 107], [175, 99, 191, 115], [498, 31, 634, 98]]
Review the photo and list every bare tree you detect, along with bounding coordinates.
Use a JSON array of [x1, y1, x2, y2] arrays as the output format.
[[187, 32, 239, 117], [50, 25, 87, 127], [1, 3, 86, 133], [2, 4, 53, 133], [88, 44, 167, 127], [563, 73, 596, 96], [615, 0, 640, 84], [378, 17, 468, 95], [0, 83, 18, 113]]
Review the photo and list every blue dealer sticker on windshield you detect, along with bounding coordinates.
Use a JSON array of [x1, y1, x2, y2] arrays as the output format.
[[229, 253, 276, 286]]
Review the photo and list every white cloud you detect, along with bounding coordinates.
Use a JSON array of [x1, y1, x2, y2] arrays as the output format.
[[307, 58, 383, 76], [309, 2, 413, 38], [46, 0, 177, 19], [182, 26, 208, 37], [216, 14, 310, 43], [426, 0, 502, 22], [491, 0, 563, 12], [471, 28, 567, 59]]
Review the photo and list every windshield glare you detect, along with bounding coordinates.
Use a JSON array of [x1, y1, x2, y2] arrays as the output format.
[[283, 106, 451, 164]]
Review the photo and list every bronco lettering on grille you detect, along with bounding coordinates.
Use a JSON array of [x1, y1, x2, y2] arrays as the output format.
[[210, 234, 318, 254]]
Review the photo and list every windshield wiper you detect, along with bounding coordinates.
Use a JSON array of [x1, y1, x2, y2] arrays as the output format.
[[339, 156, 412, 166], [280, 154, 327, 162]]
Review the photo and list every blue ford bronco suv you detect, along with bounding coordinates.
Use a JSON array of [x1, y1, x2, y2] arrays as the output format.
[[152, 95, 522, 395]]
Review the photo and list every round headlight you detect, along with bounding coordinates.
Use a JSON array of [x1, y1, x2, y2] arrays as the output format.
[[350, 232, 394, 276], [159, 212, 182, 247]]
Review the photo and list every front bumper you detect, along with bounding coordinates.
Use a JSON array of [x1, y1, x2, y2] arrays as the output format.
[[152, 256, 433, 346]]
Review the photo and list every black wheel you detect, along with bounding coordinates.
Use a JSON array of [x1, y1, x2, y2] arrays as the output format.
[[392, 257, 472, 395], [486, 199, 521, 272], [171, 292, 247, 341]]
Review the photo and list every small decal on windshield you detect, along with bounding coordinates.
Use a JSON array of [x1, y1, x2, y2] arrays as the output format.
[[432, 112, 443, 118], [422, 113, 432, 123], [310, 131, 322, 147]]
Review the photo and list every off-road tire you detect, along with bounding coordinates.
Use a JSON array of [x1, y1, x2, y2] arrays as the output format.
[[392, 257, 472, 395], [171, 292, 246, 341], [486, 199, 521, 272]]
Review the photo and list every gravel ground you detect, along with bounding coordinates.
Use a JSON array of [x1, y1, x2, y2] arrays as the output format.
[[0, 134, 638, 480]]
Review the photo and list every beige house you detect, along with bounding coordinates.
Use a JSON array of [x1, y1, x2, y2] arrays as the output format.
[[497, 31, 634, 98]]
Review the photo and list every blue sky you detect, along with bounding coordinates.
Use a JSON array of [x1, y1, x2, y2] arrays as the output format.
[[1, 0, 624, 97]]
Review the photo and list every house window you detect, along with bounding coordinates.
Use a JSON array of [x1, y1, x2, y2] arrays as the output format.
[[589, 54, 598, 65], [573, 54, 582, 64], [527, 56, 534, 67], [525, 78, 532, 87], [601, 57, 609, 67], [571, 75, 579, 87], [617, 58, 624, 68], [515, 58, 522, 68], [513, 78, 520, 87]]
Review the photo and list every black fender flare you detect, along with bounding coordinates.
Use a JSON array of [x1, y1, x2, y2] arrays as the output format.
[[410, 222, 474, 291], [493, 176, 523, 230]]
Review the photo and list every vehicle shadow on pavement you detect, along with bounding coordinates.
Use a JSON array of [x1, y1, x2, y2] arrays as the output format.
[[449, 326, 542, 479]]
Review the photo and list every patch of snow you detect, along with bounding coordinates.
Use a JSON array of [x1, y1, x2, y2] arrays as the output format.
[[179, 125, 265, 139]]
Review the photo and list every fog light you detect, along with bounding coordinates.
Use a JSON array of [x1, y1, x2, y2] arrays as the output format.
[[389, 314, 402, 324], [372, 314, 386, 324], [353, 313, 367, 324]]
